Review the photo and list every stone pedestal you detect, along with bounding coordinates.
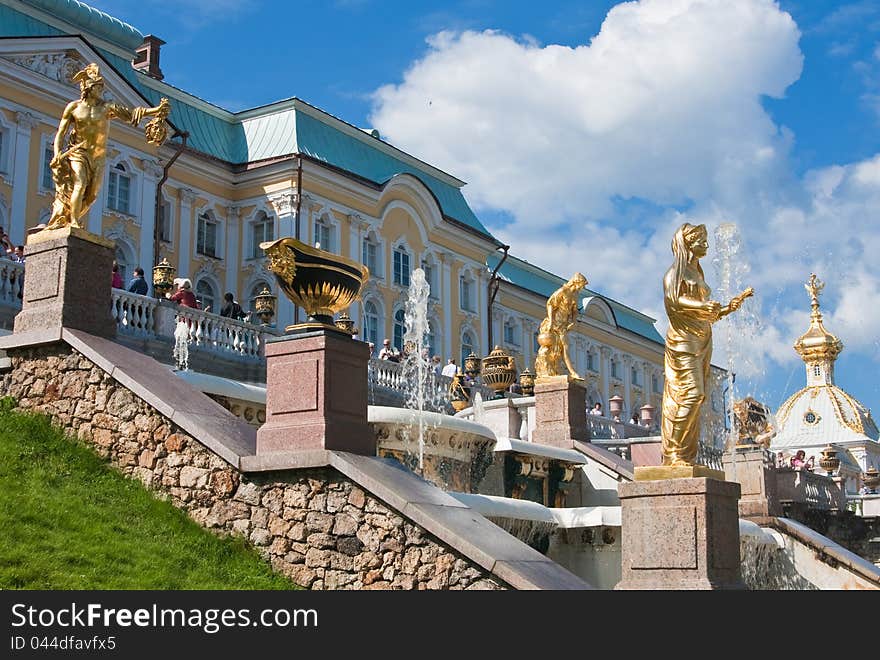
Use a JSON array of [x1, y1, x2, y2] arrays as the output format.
[[616, 477, 744, 590], [256, 329, 373, 455], [14, 227, 116, 338], [722, 446, 782, 518], [532, 375, 588, 448]]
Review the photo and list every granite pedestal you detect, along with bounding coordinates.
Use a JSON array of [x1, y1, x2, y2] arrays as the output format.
[[722, 446, 782, 518], [615, 477, 745, 590], [256, 328, 374, 455], [14, 227, 116, 338], [532, 375, 589, 448]]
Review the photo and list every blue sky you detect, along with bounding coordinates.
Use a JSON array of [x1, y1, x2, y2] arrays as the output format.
[[86, 0, 880, 419]]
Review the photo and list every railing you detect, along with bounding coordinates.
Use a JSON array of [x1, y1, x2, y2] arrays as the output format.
[[112, 290, 159, 338], [0, 259, 24, 306], [173, 305, 269, 359], [588, 414, 655, 440], [775, 467, 845, 511], [697, 442, 725, 471]]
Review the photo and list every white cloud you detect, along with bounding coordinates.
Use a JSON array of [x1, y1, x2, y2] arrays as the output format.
[[371, 0, 880, 404]]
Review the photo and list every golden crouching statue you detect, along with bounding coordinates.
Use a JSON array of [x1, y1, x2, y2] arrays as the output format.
[[661, 223, 752, 466], [44, 63, 170, 231], [535, 272, 588, 380]]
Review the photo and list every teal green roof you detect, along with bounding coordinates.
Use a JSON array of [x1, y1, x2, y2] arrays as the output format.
[[0, 0, 497, 240], [19, 0, 143, 50], [487, 253, 663, 345]]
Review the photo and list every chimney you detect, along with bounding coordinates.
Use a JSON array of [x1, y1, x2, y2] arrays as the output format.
[[132, 35, 165, 81]]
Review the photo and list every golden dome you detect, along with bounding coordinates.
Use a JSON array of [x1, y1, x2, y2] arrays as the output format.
[[794, 274, 843, 365]]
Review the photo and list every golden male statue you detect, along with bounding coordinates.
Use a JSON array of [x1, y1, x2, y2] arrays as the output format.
[[661, 223, 752, 466], [535, 272, 588, 380], [45, 63, 170, 230]]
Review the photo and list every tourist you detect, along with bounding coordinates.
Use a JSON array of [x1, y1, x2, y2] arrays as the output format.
[[368, 342, 375, 357], [167, 278, 199, 309], [0, 226, 14, 256], [631, 412, 640, 425], [111, 261, 123, 289], [776, 451, 787, 469], [127, 266, 148, 295], [11, 245, 25, 263], [431, 355, 442, 376], [791, 450, 814, 471], [441, 358, 457, 378], [219, 292, 245, 320], [378, 339, 399, 361], [589, 402, 603, 416]]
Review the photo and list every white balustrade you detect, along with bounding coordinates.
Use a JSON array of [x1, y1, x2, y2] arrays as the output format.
[[111, 290, 158, 338], [0, 259, 24, 306], [173, 305, 268, 359]]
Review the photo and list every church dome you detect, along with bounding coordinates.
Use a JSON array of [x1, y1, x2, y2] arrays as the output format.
[[771, 384, 879, 450]]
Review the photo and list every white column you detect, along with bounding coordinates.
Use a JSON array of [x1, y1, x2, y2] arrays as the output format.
[[11, 112, 38, 243], [177, 188, 196, 278], [600, 346, 611, 408], [477, 269, 488, 355], [225, 205, 240, 296], [269, 191, 298, 328], [138, 159, 161, 271], [347, 214, 365, 332], [623, 354, 633, 415], [441, 253, 452, 361]]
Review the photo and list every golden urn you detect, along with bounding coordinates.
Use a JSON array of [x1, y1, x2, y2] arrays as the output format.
[[818, 445, 840, 476], [152, 257, 175, 298], [863, 467, 880, 493], [518, 368, 535, 396], [449, 372, 471, 412], [481, 346, 517, 396], [464, 351, 482, 379], [334, 312, 357, 336], [260, 237, 369, 333], [253, 286, 277, 325]]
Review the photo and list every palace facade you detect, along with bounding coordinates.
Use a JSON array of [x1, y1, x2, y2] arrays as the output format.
[[0, 0, 727, 425]]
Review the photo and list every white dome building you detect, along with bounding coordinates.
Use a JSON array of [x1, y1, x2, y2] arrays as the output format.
[[771, 275, 880, 494]]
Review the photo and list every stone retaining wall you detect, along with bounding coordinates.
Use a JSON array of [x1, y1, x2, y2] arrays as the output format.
[[2, 344, 506, 590]]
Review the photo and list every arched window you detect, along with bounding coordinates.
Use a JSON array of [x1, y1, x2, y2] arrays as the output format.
[[247, 281, 272, 320], [196, 279, 216, 313], [314, 215, 333, 252], [114, 247, 129, 283], [420, 256, 438, 299], [393, 246, 410, 286], [461, 331, 475, 366], [41, 141, 54, 191], [108, 163, 131, 213], [251, 211, 274, 259], [631, 366, 639, 386], [587, 351, 595, 372], [197, 212, 219, 258], [364, 301, 380, 350], [362, 232, 382, 278], [610, 359, 619, 379], [158, 197, 173, 243], [393, 308, 406, 352], [652, 373, 660, 393], [503, 319, 519, 346], [459, 272, 475, 312]]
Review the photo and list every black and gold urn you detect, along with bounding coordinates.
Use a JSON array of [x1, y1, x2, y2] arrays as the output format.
[[261, 237, 369, 333], [481, 346, 517, 396]]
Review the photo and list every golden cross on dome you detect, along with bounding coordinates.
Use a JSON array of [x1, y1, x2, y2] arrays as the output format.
[[805, 273, 824, 315]]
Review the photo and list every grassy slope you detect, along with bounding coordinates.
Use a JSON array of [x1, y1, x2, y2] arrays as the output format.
[[0, 402, 294, 589]]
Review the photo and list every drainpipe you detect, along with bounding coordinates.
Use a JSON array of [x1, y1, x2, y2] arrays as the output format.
[[293, 154, 303, 324], [486, 244, 510, 349], [153, 130, 189, 270]]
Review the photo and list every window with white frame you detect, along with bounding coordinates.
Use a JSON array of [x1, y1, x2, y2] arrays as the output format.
[[364, 301, 379, 350], [107, 163, 131, 213], [587, 352, 595, 372], [158, 198, 172, 243], [362, 233, 380, 277], [41, 143, 54, 191], [631, 366, 639, 386], [813, 365, 822, 377], [611, 360, 619, 379], [314, 216, 332, 252], [503, 319, 519, 346], [652, 373, 660, 393], [251, 211, 274, 259], [427, 325, 437, 360], [197, 212, 219, 258], [421, 260, 437, 299], [459, 273, 475, 312], [393, 246, 410, 287], [114, 247, 129, 283], [195, 279, 216, 313], [0, 126, 8, 174], [393, 308, 406, 352], [461, 331, 475, 367]]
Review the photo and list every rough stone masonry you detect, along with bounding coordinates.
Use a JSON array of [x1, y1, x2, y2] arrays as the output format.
[[3, 344, 505, 590]]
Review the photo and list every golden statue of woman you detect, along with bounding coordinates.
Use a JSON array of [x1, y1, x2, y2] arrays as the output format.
[[535, 272, 588, 380], [661, 223, 752, 466], [44, 63, 170, 231]]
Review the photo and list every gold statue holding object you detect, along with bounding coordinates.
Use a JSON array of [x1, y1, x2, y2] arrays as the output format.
[[535, 272, 588, 380], [44, 63, 170, 231], [660, 223, 753, 466]]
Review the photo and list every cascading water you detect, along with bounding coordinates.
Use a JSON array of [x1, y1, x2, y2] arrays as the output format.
[[401, 268, 448, 469], [712, 222, 766, 451]]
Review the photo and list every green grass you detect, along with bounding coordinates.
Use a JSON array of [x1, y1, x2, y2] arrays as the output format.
[[0, 400, 295, 589]]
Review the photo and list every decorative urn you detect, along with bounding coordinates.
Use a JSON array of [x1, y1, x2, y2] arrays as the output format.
[[464, 351, 481, 380], [449, 372, 471, 412], [519, 368, 535, 396], [818, 444, 840, 476], [608, 394, 624, 421], [253, 286, 277, 325], [334, 311, 357, 336], [260, 237, 368, 333], [152, 257, 175, 298], [863, 467, 880, 493], [639, 403, 656, 428], [481, 346, 517, 397]]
